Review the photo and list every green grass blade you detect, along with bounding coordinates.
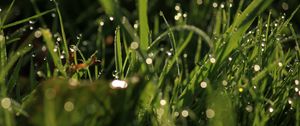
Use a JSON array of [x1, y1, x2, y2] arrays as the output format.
[[138, 0, 150, 51], [114, 26, 123, 79], [1, 9, 55, 29], [54, 1, 69, 65], [40, 28, 66, 77], [0, 0, 15, 27]]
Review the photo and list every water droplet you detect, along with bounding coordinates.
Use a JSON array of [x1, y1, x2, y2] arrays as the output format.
[[28, 44, 32, 47], [175, 4, 181, 11], [100, 21, 104, 26], [56, 37, 61, 42], [183, 53, 188, 58], [245, 105, 253, 112], [174, 111, 179, 117], [29, 20, 35, 24], [278, 62, 283, 67], [206, 109, 215, 118], [146, 58, 153, 65], [295, 87, 299, 92], [210, 58, 216, 64], [32, 53, 36, 58], [229, 3, 233, 8], [0, 8, 2, 12], [183, 13, 187, 18], [196, 0, 203, 5], [130, 42, 139, 50], [200, 81, 207, 88], [64, 101, 74, 112], [228, 57, 233, 61], [239, 87, 244, 92], [111, 80, 128, 89], [220, 3, 225, 8], [60, 55, 65, 59], [254, 64, 260, 71], [109, 16, 114, 21], [212, 2, 218, 8], [166, 51, 172, 57], [295, 80, 299, 85], [222, 80, 228, 86], [41, 45, 47, 52], [181, 110, 189, 117], [29, 26, 34, 30], [1, 98, 11, 109], [269, 107, 274, 113], [34, 30, 42, 38], [282, 2, 289, 10], [51, 13, 56, 18], [160, 99, 167, 106], [288, 99, 293, 104]]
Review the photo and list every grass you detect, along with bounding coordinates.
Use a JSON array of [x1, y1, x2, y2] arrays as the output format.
[[0, 0, 300, 125]]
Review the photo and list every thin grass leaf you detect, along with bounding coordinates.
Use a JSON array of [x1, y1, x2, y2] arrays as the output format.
[[40, 28, 66, 77], [114, 27, 123, 79], [1, 9, 55, 29], [0, 0, 15, 27], [53, 1, 69, 65], [138, 0, 150, 51]]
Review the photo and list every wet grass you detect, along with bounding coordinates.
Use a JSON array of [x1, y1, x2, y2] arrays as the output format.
[[0, 0, 300, 126]]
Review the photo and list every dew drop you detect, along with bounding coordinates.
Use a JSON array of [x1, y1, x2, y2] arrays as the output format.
[[206, 109, 215, 118], [269, 107, 274, 113], [109, 16, 114, 21], [200, 81, 207, 88], [174, 112, 179, 117], [146, 58, 153, 65], [34, 30, 42, 38], [245, 105, 253, 112], [56, 37, 61, 42], [1, 98, 11, 109], [222, 80, 228, 86], [111, 80, 128, 89], [228, 57, 232, 61], [166, 51, 172, 57], [130, 42, 139, 50], [196, 0, 203, 5], [60, 55, 65, 59], [295, 87, 299, 92], [181, 110, 189, 117], [288, 99, 293, 105], [210, 58, 216, 64], [175, 4, 181, 11], [282, 2, 289, 10], [254, 64, 260, 71], [100, 21, 104, 26], [64, 101, 74, 112], [295, 80, 299, 85], [239, 87, 244, 92], [51, 13, 56, 17], [212, 2, 218, 8], [41, 45, 47, 52], [220, 4, 225, 8], [278, 62, 283, 67], [160, 99, 167, 106]]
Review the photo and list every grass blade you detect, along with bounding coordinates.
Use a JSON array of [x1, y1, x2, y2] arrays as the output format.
[[138, 0, 150, 51], [40, 28, 66, 77], [114, 26, 123, 79], [1, 9, 55, 29]]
